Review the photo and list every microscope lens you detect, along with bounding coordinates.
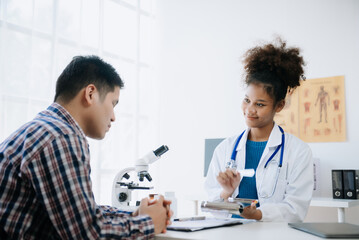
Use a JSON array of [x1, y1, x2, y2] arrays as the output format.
[[145, 173, 152, 182], [154, 145, 169, 157]]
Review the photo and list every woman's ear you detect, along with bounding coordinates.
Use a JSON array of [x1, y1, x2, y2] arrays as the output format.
[[275, 99, 286, 113]]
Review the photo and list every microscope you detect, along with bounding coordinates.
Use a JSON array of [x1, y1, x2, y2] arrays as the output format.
[[111, 145, 169, 210]]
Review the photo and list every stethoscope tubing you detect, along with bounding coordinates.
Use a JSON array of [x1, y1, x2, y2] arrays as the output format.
[[230, 126, 285, 168], [228, 126, 285, 199]]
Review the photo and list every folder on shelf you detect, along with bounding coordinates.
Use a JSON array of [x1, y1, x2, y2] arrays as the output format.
[[343, 170, 359, 199], [332, 169, 344, 199]]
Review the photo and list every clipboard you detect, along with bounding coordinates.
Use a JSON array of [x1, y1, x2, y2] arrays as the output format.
[[201, 198, 258, 216], [233, 198, 258, 207], [167, 218, 243, 232]]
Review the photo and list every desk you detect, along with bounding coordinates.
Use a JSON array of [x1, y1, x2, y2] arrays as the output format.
[[155, 222, 358, 240], [310, 197, 359, 223]]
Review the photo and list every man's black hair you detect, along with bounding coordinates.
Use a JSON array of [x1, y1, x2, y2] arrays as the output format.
[[54, 55, 124, 103]]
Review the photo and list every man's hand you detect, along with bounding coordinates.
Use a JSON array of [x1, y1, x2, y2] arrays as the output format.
[[138, 195, 173, 234], [217, 169, 241, 199], [162, 198, 173, 226]]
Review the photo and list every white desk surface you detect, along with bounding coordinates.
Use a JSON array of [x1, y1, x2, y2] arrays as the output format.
[[310, 197, 359, 208], [155, 221, 358, 240]]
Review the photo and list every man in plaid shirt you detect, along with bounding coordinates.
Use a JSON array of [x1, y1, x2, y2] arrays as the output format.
[[0, 56, 171, 239]]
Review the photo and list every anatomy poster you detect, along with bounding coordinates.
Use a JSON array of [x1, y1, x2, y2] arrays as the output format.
[[274, 88, 300, 136], [275, 76, 346, 142]]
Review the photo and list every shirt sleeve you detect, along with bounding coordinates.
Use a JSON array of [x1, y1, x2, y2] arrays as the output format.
[[98, 205, 133, 217], [204, 144, 225, 201], [204, 139, 241, 201], [21, 134, 155, 239]]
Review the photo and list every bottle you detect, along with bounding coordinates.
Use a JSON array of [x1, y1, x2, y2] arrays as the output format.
[[165, 191, 177, 219]]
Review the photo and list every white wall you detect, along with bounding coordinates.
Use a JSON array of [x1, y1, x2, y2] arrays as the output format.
[[154, 0, 359, 223]]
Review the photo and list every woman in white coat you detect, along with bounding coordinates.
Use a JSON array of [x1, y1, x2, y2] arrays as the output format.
[[204, 38, 313, 222]]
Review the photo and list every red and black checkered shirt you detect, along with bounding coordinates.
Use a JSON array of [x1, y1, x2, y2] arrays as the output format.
[[0, 102, 154, 239]]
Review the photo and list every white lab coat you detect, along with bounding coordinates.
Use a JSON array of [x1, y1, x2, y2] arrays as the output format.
[[204, 123, 313, 222]]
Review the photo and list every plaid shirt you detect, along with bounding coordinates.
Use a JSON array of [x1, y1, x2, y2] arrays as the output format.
[[0, 103, 155, 239]]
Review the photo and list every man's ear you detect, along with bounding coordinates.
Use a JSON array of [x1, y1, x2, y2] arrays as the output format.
[[275, 99, 285, 113], [83, 84, 97, 106]]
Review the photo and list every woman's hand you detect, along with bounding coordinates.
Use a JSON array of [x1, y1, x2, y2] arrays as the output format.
[[216, 169, 241, 199], [241, 201, 262, 220]]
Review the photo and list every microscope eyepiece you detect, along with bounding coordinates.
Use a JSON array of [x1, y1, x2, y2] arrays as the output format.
[[153, 145, 169, 157]]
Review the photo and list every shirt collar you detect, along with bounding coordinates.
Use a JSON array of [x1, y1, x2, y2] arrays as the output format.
[[47, 102, 87, 138]]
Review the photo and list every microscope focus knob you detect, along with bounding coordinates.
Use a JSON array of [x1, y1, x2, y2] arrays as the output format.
[[118, 192, 128, 202]]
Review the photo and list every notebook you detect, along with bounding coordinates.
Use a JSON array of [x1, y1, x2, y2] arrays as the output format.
[[288, 222, 359, 238]]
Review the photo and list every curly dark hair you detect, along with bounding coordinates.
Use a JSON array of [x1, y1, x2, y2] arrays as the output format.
[[243, 38, 305, 104]]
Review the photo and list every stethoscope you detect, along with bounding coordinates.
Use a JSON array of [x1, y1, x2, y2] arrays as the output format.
[[226, 125, 285, 198]]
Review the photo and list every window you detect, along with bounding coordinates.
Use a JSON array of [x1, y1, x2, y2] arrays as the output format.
[[0, 0, 158, 205]]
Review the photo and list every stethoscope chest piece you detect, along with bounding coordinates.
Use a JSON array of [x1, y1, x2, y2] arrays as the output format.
[[225, 159, 237, 170]]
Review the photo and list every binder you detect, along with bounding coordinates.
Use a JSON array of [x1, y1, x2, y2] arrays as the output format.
[[343, 170, 359, 199], [332, 170, 344, 199]]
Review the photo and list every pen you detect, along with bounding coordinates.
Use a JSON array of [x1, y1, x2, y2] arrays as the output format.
[[173, 216, 206, 221]]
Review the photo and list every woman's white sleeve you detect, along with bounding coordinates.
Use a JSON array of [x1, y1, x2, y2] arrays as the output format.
[[204, 146, 225, 201]]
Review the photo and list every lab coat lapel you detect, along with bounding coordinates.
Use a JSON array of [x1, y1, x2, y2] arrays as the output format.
[[257, 123, 282, 170], [234, 124, 282, 171], [235, 128, 250, 170]]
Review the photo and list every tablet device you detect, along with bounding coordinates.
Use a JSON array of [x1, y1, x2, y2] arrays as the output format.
[[288, 222, 359, 238]]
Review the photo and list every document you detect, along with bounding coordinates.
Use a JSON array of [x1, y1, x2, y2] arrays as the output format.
[[167, 217, 244, 232]]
